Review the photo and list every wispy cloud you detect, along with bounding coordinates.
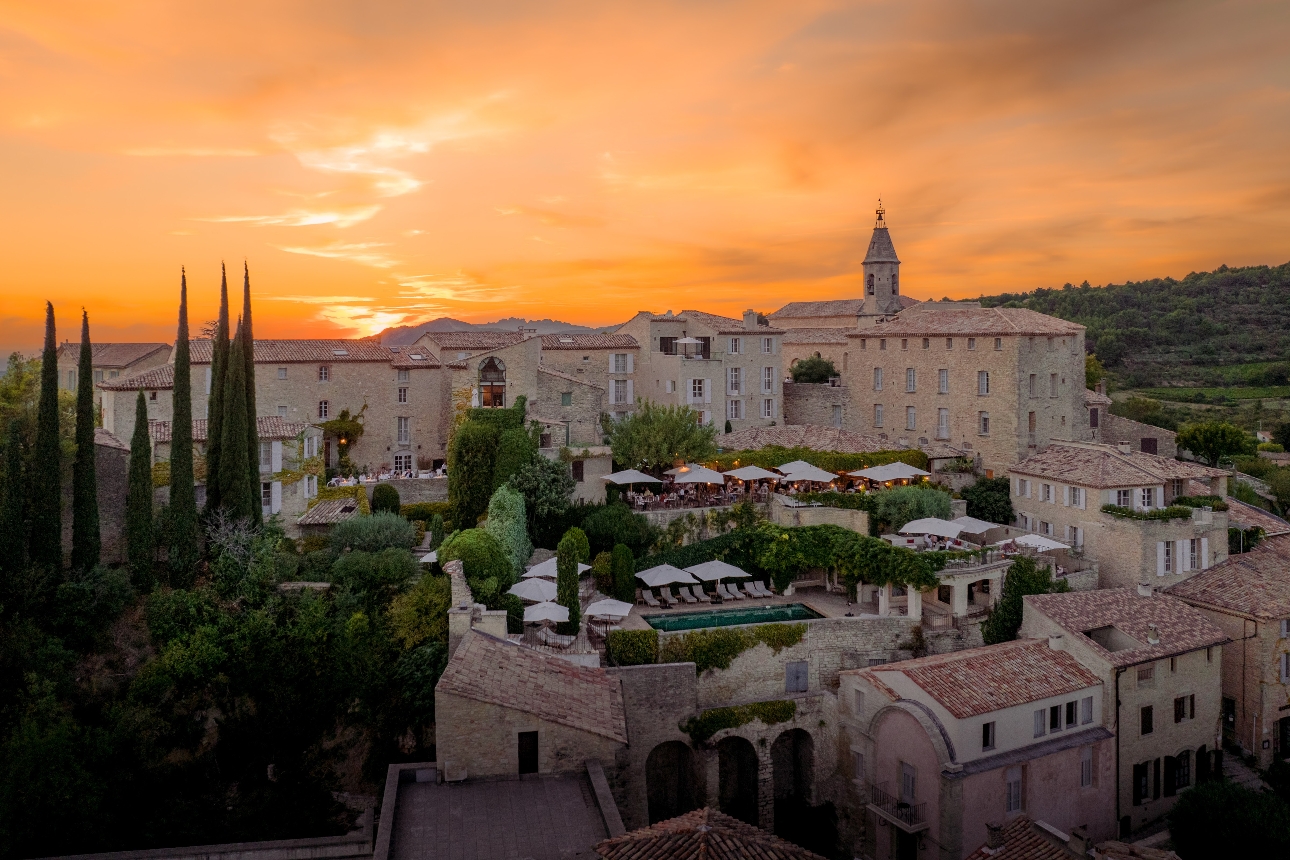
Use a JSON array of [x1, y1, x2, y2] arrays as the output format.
[[195, 206, 382, 228], [124, 146, 260, 157], [397, 272, 509, 302], [275, 241, 400, 268]]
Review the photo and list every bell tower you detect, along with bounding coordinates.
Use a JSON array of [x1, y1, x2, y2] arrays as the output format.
[[863, 200, 902, 316]]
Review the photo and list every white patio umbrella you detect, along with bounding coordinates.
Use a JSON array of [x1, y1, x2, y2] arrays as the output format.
[[899, 518, 965, 538], [523, 601, 570, 624], [779, 464, 839, 484], [685, 560, 751, 582], [508, 578, 559, 603], [585, 598, 634, 619], [724, 465, 782, 482], [849, 462, 931, 482], [672, 465, 726, 484], [523, 557, 592, 579], [777, 459, 815, 473], [996, 533, 1070, 552], [603, 469, 663, 486], [637, 564, 700, 587], [951, 515, 998, 534], [419, 550, 437, 563]]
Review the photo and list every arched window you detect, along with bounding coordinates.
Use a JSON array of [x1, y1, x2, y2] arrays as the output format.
[[892, 273, 899, 294], [479, 357, 506, 408], [866, 274, 875, 296]]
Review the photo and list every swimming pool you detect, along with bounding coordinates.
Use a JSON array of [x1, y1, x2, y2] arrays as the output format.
[[644, 603, 822, 632]]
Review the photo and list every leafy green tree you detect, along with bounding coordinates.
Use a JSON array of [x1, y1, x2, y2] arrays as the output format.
[[241, 265, 261, 526], [439, 527, 514, 608], [1273, 422, 1290, 451], [492, 426, 535, 491], [204, 265, 231, 513], [216, 322, 253, 523], [448, 420, 498, 530], [389, 573, 452, 650], [591, 551, 613, 593], [329, 547, 417, 600], [371, 483, 401, 514], [611, 543, 636, 602], [1084, 353, 1105, 389], [30, 302, 62, 570], [507, 455, 575, 538], [71, 310, 100, 571], [581, 502, 657, 557], [566, 525, 590, 564], [1168, 778, 1290, 858], [1177, 421, 1255, 467], [0, 419, 27, 575], [169, 271, 200, 581], [789, 355, 838, 384], [960, 476, 1013, 525], [555, 530, 581, 636], [483, 485, 531, 577], [871, 485, 952, 532], [126, 392, 154, 591], [328, 511, 416, 554], [981, 556, 1070, 645], [1269, 469, 1290, 517], [602, 400, 716, 473]]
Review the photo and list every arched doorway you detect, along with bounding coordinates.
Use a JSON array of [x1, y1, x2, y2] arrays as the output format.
[[479, 357, 506, 408], [772, 729, 837, 856], [646, 741, 698, 824], [717, 737, 758, 825], [772, 729, 813, 808]]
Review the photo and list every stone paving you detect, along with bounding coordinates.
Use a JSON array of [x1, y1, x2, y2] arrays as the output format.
[[391, 773, 606, 860], [1222, 751, 1272, 792]]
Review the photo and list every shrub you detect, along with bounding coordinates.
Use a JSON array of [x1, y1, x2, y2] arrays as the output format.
[[872, 485, 952, 532], [492, 427, 536, 491], [371, 483, 401, 514], [981, 556, 1070, 645], [329, 547, 418, 597], [328, 511, 417, 554], [1260, 442, 1286, 453], [606, 628, 658, 666], [508, 456, 576, 541], [555, 530, 582, 636], [592, 551, 614, 593], [389, 573, 452, 649], [1168, 778, 1290, 857], [448, 421, 499, 532], [401, 501, 452, 526], [566, 526, 590, 564], [960, 476, 1014, 525], [439, 528, 514, 606], [428, 514, 446, 549], [483, 485, 532, 577], [582, 503, 658, 557], [707, 446, 929, 474], [789, 355, 837, 383], [658, 623, 806, 674], [1100, 504, 1195, 521], [611, 543, 636, 602], [682, 700, 796, 742]]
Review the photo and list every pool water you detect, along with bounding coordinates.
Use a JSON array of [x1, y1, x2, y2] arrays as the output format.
[[644, 602, 823, 632]]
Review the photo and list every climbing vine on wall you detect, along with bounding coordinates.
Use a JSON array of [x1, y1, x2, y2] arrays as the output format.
[[681, 700, 797, 743], [658, 622, 807, 675]]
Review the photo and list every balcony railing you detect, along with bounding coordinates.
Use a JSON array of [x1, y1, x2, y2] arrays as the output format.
[[867, 782, 928, 832]]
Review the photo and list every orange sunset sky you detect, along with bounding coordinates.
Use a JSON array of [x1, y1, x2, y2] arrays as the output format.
[[1, 0, 1288, 352]]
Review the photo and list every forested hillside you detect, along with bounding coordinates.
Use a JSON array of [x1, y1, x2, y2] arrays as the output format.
[[975, 262, 1290, 387]]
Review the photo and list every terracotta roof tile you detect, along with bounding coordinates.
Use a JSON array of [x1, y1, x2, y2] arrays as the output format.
[[864, 226, 900, 264], [770, 299, 866, 319], [678, 309, 785, 335], [1024, 588, 1228, 668], [389, 349, 441, 368], [1010, 442, 1227, 488], [595, 808, 827, 860], [297, 498, 362, 525], [963, 816, 1079, 860], [716, 424, 890, 454], [1220, 495, 1290, 536], [58, 342, 171, 367], [848, 305, 1082, 337], [94, 428, 129, 451], [438, 630, 628, 743], [540, 333, 640, 350], [1085, 388, 1113, 406], [780, 328, 852, 344], [189, 339, 396, 364], [149, 416, 310, 443], [98, 363, 176, 391], [1165, 534, 1290, 620], [855, 639, 1101, 719], [419, 331, 526, 351]]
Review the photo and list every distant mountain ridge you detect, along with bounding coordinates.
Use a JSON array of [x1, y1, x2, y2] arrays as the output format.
[[375, 316, 617, 345]]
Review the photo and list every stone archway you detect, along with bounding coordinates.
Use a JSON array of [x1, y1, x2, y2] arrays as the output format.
[[772, 728, 837, 857], [646, 741, 698, 824], [717, 736, 759, 825]]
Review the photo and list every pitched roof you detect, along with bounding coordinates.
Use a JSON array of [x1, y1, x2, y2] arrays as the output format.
[[716, 424, 890, 454], [418, 330, 526, 351], [595, 808, 827, 860], [57, 342, 171, 367], [297, 498, 362, 525], [1085, 388, 1113, 406], [1010, 442, 1227, 488], [863, 226, 900, 264], [1165, 534, 1290, 620], [1221, 495, 1290, 536], [388, 348, 441, 368], [189, 339, 396, 364], [850, 305, 1082, 337], [677, 309, 785, 335], [98, 363, 176, 391], [855, 639, 1100, 719], [437, 630, 628, 743], [770, 299, 866, 319], [149, 416, 310, 443], [539, 333, 639, 350], [94, 428, 129, 451], [780, 328, 852, 345], [963, 816, 1080, 860], [1024, 588, 1228, 668]]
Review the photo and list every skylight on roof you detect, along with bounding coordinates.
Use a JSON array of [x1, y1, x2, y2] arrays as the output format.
[[332, 349, 349, 356], [410, 354, 424, 360]]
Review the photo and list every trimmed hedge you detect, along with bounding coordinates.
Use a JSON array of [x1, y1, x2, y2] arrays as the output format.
[[371, 483, 401, 514], [1101, 503, 1195, 521], [659, 623, 807, 674], [1172, 495, 1230, 512], [707, 446, 928, 474], [402, 501, 452, 526], [682, 700, 797, 742], [607, 629, 659, 666]]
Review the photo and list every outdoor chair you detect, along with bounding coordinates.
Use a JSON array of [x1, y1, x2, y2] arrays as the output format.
[[741, 582, 762, 599], [679, 586, 698, 604], [721, 583, 745, 600], [751, 581, 772, 597], [641, 588, 661, 608], [660, 588, 677, 607]]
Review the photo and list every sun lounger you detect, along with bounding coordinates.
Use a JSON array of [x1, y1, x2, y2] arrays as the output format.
[[720, 583, 744, 600], [752, 581, 772, 597], [538, 627, 576, 648], [660, 588, 678, 607], [742, 582, 762, 599], [641, 588, 661, 608], [679, 586, 698, 604]]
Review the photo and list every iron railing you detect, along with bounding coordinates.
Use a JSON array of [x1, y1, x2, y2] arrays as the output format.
[[869, 782, 926, 829]]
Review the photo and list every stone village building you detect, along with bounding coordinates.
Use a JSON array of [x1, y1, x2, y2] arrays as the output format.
[[57, 340, 171, 407], [1166, 533, 1290, 769]]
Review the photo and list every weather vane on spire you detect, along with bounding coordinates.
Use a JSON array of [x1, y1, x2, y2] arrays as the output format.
[[875, 198, 886, 228]]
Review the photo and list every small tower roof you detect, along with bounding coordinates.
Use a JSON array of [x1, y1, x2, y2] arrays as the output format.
[[863, 199, 900, 264]]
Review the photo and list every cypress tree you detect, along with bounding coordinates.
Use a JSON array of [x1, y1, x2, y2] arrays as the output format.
[[241, 263, 261, 525], [169, 270, 199, 580], [217, 320, 253, 523], [204, 263, 231, 512], [71, 309, 101, 571], [29, 302, 62, 569], [555, 530, 581, 636], [0, 420, 27, 575], [126, 391, 154, 591]]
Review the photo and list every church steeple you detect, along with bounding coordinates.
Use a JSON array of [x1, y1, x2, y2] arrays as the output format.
[[863, 199, 902, 315]]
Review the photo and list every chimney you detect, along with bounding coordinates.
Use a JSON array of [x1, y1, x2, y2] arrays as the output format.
[[1048, 634, 1064, 651], [985, 822, 1004, 849], [1147, 623, 1161, 646], [743, 309, 759, 330], [1068, 826, 1090, 855], [1095, 380, 1106, 396], [664, 310, 674, 318], [1116, 441, 1132, 454], [1137, 583, 1154, 598]]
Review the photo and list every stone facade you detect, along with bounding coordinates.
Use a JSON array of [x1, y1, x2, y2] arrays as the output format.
[[538, 334, 640, 419], [1095, 413, 1178, 459], [58, 341, 171, 407], [782, 382, 850, 430]]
